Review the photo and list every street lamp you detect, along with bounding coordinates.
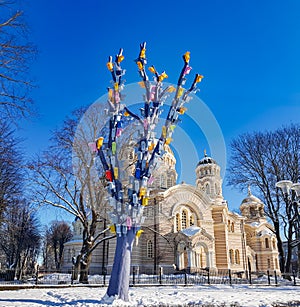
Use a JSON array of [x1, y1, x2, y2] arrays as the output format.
[[276, 180, 300, 277], [291, 183, 300, 198]]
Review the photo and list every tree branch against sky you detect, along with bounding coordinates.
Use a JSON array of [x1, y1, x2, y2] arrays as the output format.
[[0, 121, 24, 223], [0, 198, 41, 279], [227, 124, 300, 273], [28, 105, 119, 283], [0, 0, 36, 120]]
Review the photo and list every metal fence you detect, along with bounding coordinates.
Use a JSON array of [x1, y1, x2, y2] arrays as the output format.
[[0, 267, 299, 287]]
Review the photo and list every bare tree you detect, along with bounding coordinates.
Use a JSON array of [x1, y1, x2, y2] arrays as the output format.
[[0, 121, 24, 223], [0, 198, 41, 279], [0, 0, 36, 120], [45, 221, 73, 270], [28, 106, 116, 283], [227, 124, 300, 273]]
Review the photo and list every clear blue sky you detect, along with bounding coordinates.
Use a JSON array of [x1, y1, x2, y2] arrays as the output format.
[[19, 0, 300, 217]]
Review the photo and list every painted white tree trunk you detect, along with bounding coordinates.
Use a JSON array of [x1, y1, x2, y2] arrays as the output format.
[[106, 229, 135, 301]]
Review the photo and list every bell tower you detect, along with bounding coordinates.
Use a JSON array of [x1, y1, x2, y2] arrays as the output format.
[[195, 151, 223, 201]]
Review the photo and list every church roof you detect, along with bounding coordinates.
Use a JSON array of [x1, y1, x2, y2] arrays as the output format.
[[257, 228, 275, 237], [181, 226, 201, 237], [241, 186, 263, 205], [197, 153, 217, 166]]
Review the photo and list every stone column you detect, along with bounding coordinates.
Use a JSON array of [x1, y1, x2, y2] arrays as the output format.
[[187, 248, 193, 270]]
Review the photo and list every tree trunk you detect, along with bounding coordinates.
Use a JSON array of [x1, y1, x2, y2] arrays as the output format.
[[73, 256, 80, 281], [79, 253, 92, 284], [298, 243, 300, 278], [274, 220, 285, 272], [106, 228, 135, 302], [53, 242, 59, 270], [284, 240, 292, 274]]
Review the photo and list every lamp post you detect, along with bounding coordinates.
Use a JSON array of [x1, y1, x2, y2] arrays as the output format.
[[276, 180, 300, 277]]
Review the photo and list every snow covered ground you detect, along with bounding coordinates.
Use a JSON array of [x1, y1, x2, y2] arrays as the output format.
[[0, 284, 299, 307]]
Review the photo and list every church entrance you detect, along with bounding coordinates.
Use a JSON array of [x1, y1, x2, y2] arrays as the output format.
[[177, 241, 209, 271]]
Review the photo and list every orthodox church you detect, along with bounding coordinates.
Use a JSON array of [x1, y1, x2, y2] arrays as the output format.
[[63, 146, 280, 276]]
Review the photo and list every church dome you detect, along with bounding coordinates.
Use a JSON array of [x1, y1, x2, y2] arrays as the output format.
[[241, 187, 263, 205], [197, 154, 217, 166], [240, 186, 265, 221]]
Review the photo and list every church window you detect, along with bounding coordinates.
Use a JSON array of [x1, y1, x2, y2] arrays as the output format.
[[228, 220, 231, 232], [176, 213, 180, 232], [255, 254, 259, 271], [200, 251, 203, 267], [272, 238, 276, 249], [235, 250, 240, 264], [167, 176, 173, 188], [190, 214, 195, 226], [250, 207, 256, 217], [145, 207, 153, 217], [128, 150, 134, 160], [181, 210, 187, 229], [161, 174, 167, 189], [231, 222, 235, 232], [229, 249, 234, 264], [267, 258, 271, 268], [200, 248, 205, 267], [206, 183, 210, 194], [265, 238, 269, 248], [147, 240, 153, 258]]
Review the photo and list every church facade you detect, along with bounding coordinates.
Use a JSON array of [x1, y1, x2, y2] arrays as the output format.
[[63, 148, 280, 276]]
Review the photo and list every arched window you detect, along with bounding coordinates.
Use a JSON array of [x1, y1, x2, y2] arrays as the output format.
[[181, 210, 187, 229], [167, 176, 173, 188], [206, 183, 210, 194], [176, 213, 180, 232], [229, 249, 234, 264], [228, 220, 231, 232], [147, 240, 153, 258], [267, 258, 271, 268], [160, 174, 166, 189], [190, 214, 195, 226], [231, 222, 235, 232], [250, 207, 256, 217], [272, 238, 276, 249], [200, 246, 206, 268], [265, 238, 269, 248], [128, 150, 134, 160], [235, 250, 240, 264]]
